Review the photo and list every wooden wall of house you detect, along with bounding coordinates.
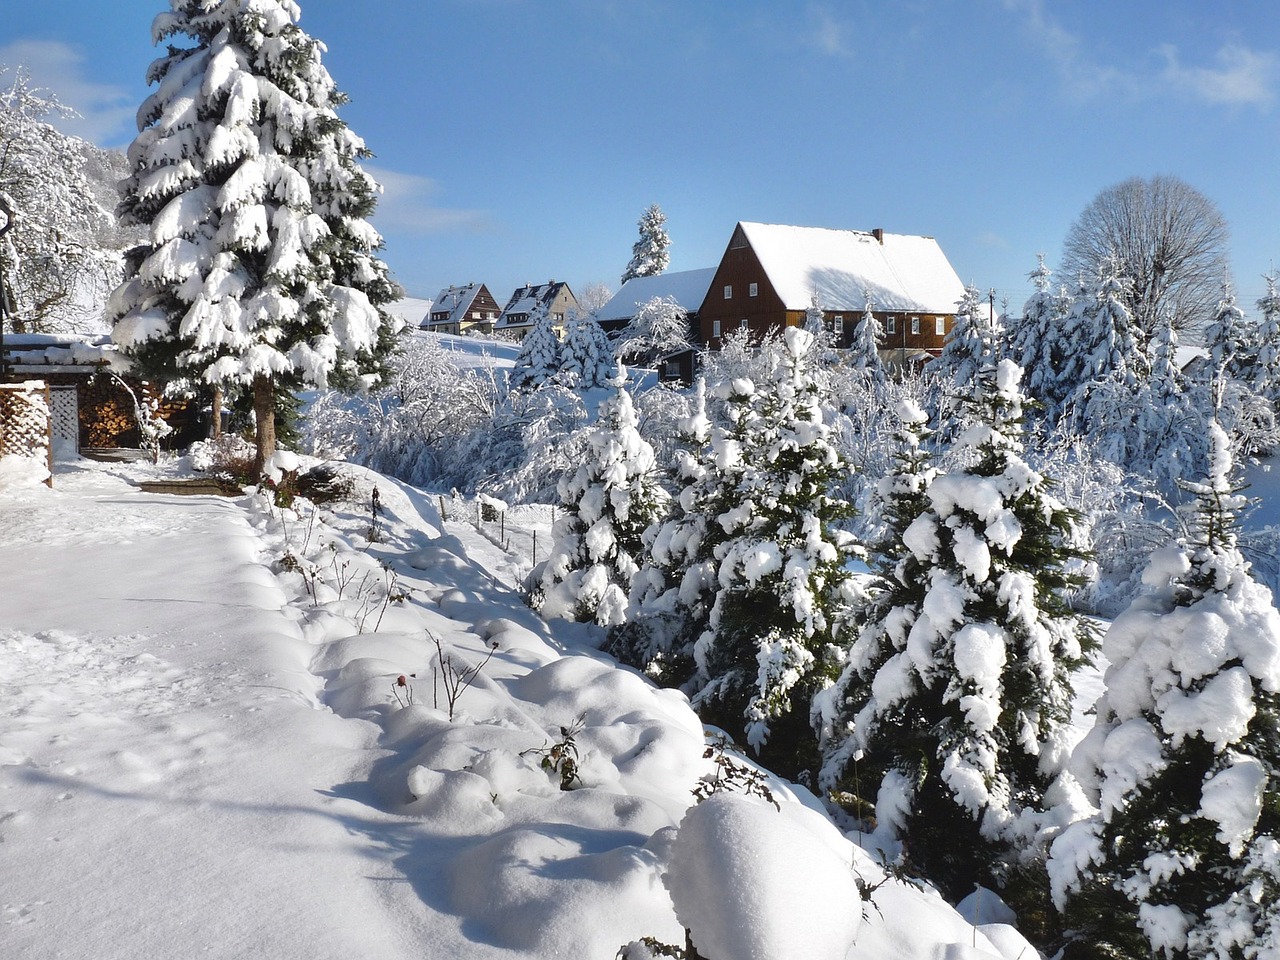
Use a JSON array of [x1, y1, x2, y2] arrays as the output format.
[[696, 240, 789, 347]]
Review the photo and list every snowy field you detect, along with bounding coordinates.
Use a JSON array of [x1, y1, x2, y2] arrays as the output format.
[[0, 454, 1038, 960]]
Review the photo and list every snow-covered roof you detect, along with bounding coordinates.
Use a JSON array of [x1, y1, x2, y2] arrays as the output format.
[[383, 297, 433, 328], [3, 333, 128, 372], [739, 222, 965, 315], [597, 268, 718, 323], [427, 285, 484, 326]]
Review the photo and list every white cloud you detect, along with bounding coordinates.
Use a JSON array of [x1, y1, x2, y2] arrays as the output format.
[[0, 40, 136, 146], [806, 5, 853, 59], [1159, 42, 1277, 107], [1002, 0, 1277, 108], [364, 166, 493, 236]]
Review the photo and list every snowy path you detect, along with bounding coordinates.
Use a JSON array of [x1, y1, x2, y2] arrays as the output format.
[[0, 471, 413, 959]]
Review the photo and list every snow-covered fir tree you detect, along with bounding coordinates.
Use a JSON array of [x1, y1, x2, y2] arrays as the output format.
[[1051, 422, 1280, 960], [933, 285, 995, 389], [559, 310, 614, 389], [1204, 281, 1259, 385], [931, 285, 996, 435], [829, 360, 1093, 902], [690, 327, 862, 772], [611, 378, 716, 682], [1256, 274, 1280, 404], [1005, 256, 1072, 419], [848, 293, 886, 386], [620, 203, 670, 285], [538, 370, 669, 627], [507, 300, 562, 390], [814, 396, 936, 802], [109, 0, 398, 472]]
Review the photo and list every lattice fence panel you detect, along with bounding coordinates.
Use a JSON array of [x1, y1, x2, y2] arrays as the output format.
[[0, 380, 54, 486]]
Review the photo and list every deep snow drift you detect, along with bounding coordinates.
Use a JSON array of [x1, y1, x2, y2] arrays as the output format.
[[1, 454, 1035, 959]]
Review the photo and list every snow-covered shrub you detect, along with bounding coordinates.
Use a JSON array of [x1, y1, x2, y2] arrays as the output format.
[[508, 301, 562, 391], [559, 311, 615, 389], [1051, 423, 1280, 960]]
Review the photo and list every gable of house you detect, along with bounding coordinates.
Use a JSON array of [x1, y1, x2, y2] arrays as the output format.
[[425, 284, 500, 332]]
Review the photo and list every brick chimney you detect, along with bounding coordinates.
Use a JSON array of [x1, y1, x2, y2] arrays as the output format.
[[872, 228, 884, 244]]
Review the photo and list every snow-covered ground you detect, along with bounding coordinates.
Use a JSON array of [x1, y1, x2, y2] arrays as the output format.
[[1, 454, 1042, 959]]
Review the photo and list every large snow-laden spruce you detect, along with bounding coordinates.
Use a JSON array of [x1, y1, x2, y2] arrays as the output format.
[[827, 360, 1093, 902], [690, 327, 862, 768], [109, 0, 398, 471], [1050, 423, 1280, 960], [507, 300, 562, 390], [538, 371, 669, 627], [814, 395, 935, 800], [620, 202, 670, 286]]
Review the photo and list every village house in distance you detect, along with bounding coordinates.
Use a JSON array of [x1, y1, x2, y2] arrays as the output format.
[[494, 281, 579, 341], [423, 283, 502, 336], [696, 221, 967, 366]]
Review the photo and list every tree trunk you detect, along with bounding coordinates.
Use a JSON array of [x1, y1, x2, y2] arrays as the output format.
[[211, 384, 223, 440], [252, 374, 276, 476]]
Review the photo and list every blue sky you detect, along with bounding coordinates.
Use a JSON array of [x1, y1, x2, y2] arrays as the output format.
[[5, 0, 1279, 313]]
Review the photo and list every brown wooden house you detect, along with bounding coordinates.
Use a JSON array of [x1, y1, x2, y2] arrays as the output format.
[[697, 222, 966, 366], [425, 283, 502, 336]]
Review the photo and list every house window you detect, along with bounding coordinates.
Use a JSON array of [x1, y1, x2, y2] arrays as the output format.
[[833, 315, 844, 334], [664, 361, 681, 378], [936, 316, 946, 335], [885, 315, 896, 334], [739, 318, 749, 330], [911, 317, 921, 335], [749, 282, 758, 297], [724, 285, 733, 299], [713, 320, 721, 338]]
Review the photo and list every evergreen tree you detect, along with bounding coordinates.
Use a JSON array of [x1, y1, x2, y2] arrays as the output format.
[[109, 0, 398, 473], [559, 310, 614, 389], [507, 300, 562, 390], [538, 371, 669, 626], [1205, 281, 1259, 384], [848, 292, 886, 386], [691, 328, 862, 772], [620, 202, 670, 285], [835, 360, 1093, 900], [1052, 423, 1280, 960], [612, 378, 716, 683], [815, 396, 935, 803], [933, 285, 995, 387], [1005, 257, 1072, 421], [1255, 274, 1280, 404]]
